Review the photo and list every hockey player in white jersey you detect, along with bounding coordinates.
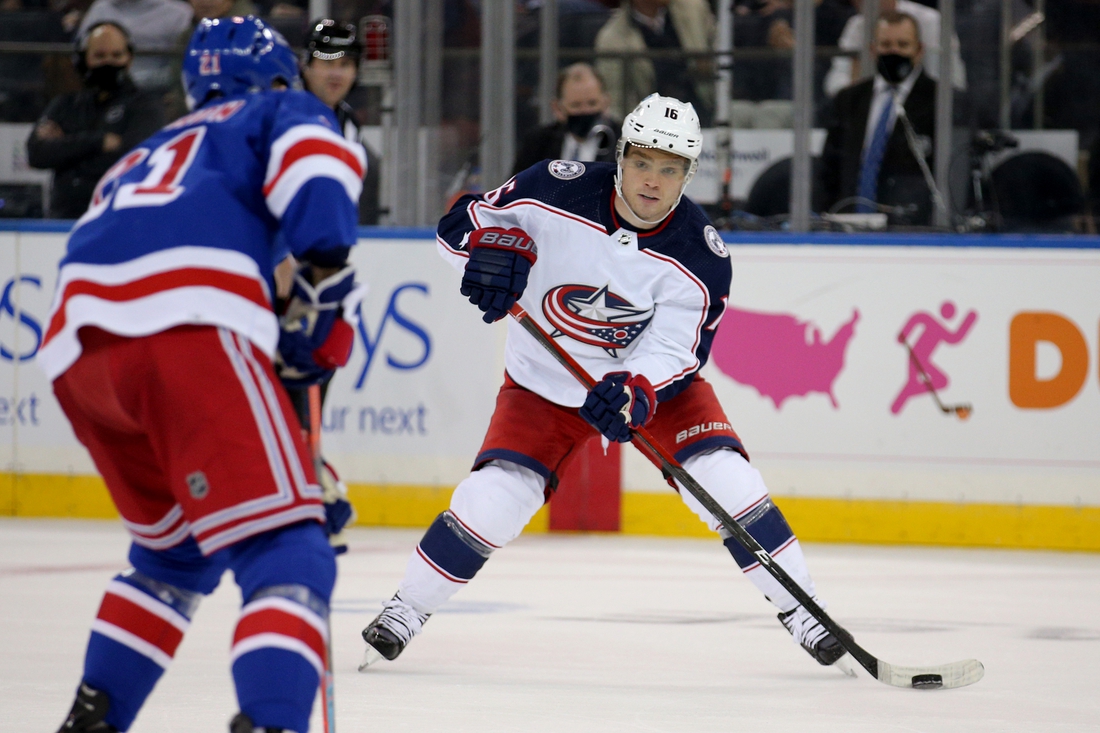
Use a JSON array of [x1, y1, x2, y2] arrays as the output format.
[[359, 94, 853, 673]]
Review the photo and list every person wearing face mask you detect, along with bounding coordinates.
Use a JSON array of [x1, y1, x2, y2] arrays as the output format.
[[512, 63, 621, 176], [819, 11, 938, 226], [26, 21, 162, 219]]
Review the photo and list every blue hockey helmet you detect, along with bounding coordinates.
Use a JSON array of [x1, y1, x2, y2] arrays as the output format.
[[182, 16, 299, 110]]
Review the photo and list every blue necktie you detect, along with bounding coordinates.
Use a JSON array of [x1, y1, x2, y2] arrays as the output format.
[[856, 93, 895, 212]]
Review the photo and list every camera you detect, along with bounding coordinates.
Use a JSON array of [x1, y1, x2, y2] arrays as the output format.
[[970, 130, 1019, 155]]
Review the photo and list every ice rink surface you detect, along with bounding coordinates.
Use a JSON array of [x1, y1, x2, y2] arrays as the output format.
[[3, 519, 1098, 733]]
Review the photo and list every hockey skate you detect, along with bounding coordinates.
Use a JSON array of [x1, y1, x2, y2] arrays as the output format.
[[57, 683, 117, 733], [229, 712, 285, 732], [358, 594, 430, 671], [779, 604, 857, 676]]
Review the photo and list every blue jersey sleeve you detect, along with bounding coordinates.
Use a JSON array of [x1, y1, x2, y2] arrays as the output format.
[[263, 91, 366, 262]]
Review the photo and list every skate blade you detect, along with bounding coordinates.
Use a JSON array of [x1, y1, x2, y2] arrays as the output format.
[[832, 653, 858, 678], [357, 644, 383, 672]]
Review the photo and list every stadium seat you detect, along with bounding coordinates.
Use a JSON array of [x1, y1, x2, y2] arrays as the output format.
[[745, 156, 825, 218], [990, 151, 1084, 232]]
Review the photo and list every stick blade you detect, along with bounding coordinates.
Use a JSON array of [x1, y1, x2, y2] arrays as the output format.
[[877, 658, 985, 689]]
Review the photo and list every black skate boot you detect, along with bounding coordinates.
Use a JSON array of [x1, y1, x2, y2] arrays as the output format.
[[229, 712, 285, 732], [778, 604, 853, 666], [358, 593, 430, 670], [57, 683, 117, 733]]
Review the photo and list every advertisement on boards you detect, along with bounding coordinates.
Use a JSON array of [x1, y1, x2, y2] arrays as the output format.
[[0, 232, 504, 488], [622, 244, 1100, 509], [2, 231, 1099, 513]]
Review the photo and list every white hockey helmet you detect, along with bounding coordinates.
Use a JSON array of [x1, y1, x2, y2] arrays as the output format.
[[614, 94, 703, 224], [616, 93, 703, 182]]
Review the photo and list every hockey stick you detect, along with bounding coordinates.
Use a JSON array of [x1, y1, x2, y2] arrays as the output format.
[[308, 384, 338, 733], [899, 335, 972, 420], [508, 303, 984, 690]]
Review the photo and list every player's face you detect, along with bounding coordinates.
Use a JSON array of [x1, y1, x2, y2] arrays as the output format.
[[619, 147, 689, 222], [85, 25, 131, 69], [303, 56, 358, 109]]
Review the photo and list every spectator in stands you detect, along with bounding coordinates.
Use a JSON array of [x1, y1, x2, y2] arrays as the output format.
[[301, 18, 381, 224], [594, 0, 715, 124], [823, 0, 965, 99], [731, 0, 795, 102], [26, 21, 162, 218], [512, 63, 620, 175], [77, 0, 192, 91], [818, 11, 937, 225]]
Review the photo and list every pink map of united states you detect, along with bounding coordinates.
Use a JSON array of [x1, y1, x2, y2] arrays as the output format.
[[711, 307, 860, 409]]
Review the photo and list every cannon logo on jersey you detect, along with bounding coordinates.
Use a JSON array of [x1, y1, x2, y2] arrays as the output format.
[[542, 284, 653, 356]]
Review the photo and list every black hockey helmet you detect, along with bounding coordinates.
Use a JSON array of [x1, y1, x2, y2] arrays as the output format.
[[305, 19, 361, 63]]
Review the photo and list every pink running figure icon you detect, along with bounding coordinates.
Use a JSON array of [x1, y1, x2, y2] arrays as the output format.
[[891, 301, 977, 415]]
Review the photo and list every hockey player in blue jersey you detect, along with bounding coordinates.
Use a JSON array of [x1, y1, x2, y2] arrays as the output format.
[[44, 17, 364, 733], [359, 93, 855, 676]]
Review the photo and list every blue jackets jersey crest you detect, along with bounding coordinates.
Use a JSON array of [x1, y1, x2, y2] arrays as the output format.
[[438, 160, 731, 407], [39, 90, 366, 380]]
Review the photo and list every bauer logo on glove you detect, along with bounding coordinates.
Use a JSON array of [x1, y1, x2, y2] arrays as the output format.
[[277, 264, 367, 388], [460, 226, 537, 323]]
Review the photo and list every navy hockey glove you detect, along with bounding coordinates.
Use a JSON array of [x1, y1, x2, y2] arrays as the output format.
[[460, 226, 537, 323], [277, 265, 366, 389], [579, 372, 657, 443]]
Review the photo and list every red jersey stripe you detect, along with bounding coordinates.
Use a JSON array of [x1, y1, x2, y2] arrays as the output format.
[[263, 139, 364, 197], [43, 268, 270, 346]]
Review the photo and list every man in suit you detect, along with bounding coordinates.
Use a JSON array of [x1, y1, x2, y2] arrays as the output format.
[[512, 63, 620, 176], [819, 11, 936, 226]]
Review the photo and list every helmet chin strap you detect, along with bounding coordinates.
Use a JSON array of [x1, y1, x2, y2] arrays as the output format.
[[614, 163, 690, 227]]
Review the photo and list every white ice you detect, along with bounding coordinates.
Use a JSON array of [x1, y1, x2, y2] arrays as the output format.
[[2, 518, 1098, 732]]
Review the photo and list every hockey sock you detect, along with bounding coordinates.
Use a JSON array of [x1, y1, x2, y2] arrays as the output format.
[[228, 522, 336, 733], [231, 584, 329, 733], [82, 569, 200, 731], [721, 498, 817, 613], [398, 511, 495, 615], [397, 461, 544, 614]]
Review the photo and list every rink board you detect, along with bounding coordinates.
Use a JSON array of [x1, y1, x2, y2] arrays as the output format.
[[2, 225, 1099, 550]]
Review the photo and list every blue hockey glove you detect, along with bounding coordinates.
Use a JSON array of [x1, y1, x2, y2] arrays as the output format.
[[277, 265, 366, 389], [460, 226, 537, 323], [579, 371, 657, 443]]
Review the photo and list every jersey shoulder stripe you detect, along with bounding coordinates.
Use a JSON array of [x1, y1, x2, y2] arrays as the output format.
[[264, 123, 366, 217]]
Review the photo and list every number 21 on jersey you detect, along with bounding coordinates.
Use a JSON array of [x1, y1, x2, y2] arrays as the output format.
[[78, 127, 207, 225]]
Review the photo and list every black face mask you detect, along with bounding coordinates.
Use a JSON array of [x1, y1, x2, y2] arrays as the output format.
[[876, 53, 914, 85], [85, 64, 127, 91], [565, 112, 600, 138]]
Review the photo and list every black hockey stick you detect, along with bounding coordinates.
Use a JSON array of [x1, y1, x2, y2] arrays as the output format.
[[900, 335, 972, 420], [508, 304, 984, 690]]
